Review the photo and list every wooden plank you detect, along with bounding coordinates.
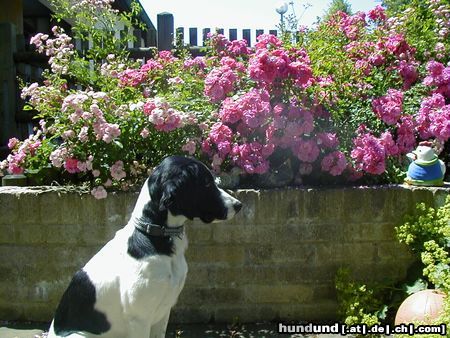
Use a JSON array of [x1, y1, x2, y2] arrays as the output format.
[[229, 28, 237, 41], [133, 28, 142, 48], [128, 47, 156, 60], [13, 51, 47, 66], [189, 27, 198, 46], [0, 0, 23, 34], [176, 26, 184, 46], [147, 28, 157, 47], [188, 46, 205, 57], [202, 28, 210, 46], [256, 29, 264, 39], [157, 12, 174, 51], [0, 23, 18, 147], [242, 29, 251, 46]]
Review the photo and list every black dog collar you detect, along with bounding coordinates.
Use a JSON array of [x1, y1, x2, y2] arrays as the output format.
[[134, 222, 184, 238]]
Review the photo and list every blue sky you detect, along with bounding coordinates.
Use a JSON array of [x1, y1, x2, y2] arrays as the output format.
[[141, 0, 381, 43]]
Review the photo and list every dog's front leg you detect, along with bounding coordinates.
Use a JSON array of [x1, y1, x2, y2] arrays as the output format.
[[149, 312, 170, 338]]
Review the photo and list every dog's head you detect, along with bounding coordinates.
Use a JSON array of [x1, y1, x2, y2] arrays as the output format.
[[133, 156, 242, 225]]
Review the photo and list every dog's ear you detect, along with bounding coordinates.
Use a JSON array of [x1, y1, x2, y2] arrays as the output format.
[[159, 181, 176, 211], [159, 165, 197, 212], [147, 167, 162, 203]]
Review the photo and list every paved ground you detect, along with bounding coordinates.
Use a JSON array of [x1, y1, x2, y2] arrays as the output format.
[[0, 323, 347, 338], [0, 327, 44, 338]]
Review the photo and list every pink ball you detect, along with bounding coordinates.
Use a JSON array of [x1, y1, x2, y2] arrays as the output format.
[[395, 289, 445, 325]]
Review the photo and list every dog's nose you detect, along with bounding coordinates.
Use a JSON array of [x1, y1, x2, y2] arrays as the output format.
[[233, 201, 242, 213]]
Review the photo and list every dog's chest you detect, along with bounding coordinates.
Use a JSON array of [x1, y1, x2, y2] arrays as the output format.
[[141, 245, 188, 290], [130, 237, 189, 312], [118, 246, 186, 326]]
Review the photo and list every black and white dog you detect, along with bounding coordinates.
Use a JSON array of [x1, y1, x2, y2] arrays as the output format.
[[47, 156, 242, 338]]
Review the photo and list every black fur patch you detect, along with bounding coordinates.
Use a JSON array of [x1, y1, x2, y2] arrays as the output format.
[[147, 156, 229, 222], [54, 270, 111, 336], [127, 228, 174, 259]]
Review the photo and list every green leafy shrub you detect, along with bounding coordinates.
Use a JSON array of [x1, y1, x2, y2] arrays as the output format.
[[336, 196, 450, 336], [335, 268, 388, 328]]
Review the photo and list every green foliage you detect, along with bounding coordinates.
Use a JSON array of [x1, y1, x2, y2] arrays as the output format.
[[49, 0, 144, 61], [422, 240, 450, 290], [6, 0, 210, 193], [387, 0, 450, 62], [337, 196, 450, 335], [46, 0, 145, 91], [381, 0, 414, 15], [397, 195, 450, 296], [396, 197, 450, 254], [322, 0, 353, 22], [335, 268, 387, 331], [301, 0, 450, 184]]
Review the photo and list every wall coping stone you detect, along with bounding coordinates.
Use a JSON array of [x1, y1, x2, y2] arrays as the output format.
[[1, 182, 449, 195]]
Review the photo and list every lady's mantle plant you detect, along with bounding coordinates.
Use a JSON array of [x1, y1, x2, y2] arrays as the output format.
[[336, 195, 450, 337], [1, 0, 449, 198]]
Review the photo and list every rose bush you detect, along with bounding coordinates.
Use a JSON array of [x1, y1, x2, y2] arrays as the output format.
[[1, 0, 449, 197], [298, 0, 449, 183]]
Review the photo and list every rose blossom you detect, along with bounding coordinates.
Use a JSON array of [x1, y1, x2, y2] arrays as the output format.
[[182, 140, 197, 155], [91, 186, 108, 199], [64, 158, 80, 174], [321, 151, 347, 176], [110, 160, 126, 181]]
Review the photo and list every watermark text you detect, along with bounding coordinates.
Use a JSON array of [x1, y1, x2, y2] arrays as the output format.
[[278, 322, 447, 336]]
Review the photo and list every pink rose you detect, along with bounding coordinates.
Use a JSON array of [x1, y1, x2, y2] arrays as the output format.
[[91, 186, 108, 199], [64, 158, 80, 174]]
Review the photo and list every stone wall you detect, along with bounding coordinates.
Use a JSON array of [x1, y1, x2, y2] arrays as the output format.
[[0, 185, 449, 323]]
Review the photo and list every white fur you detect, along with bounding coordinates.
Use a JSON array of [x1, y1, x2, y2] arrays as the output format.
[[47, 222, 188, 338], [219, 188, 241, 221]]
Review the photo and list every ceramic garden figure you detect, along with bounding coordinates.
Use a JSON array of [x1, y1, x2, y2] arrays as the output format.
[[405, 142, 446, 186]]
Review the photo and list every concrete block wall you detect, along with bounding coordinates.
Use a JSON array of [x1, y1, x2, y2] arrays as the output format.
[[0, 185, 448, 323]]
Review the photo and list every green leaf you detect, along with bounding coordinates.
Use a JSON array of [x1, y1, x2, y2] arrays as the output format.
[[403, 278, 428, 295], [375, 304, 388, 320], [113, 140, 124, 149]]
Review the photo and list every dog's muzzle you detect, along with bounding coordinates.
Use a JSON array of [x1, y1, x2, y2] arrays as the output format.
[[220, 189, 242, 220]]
